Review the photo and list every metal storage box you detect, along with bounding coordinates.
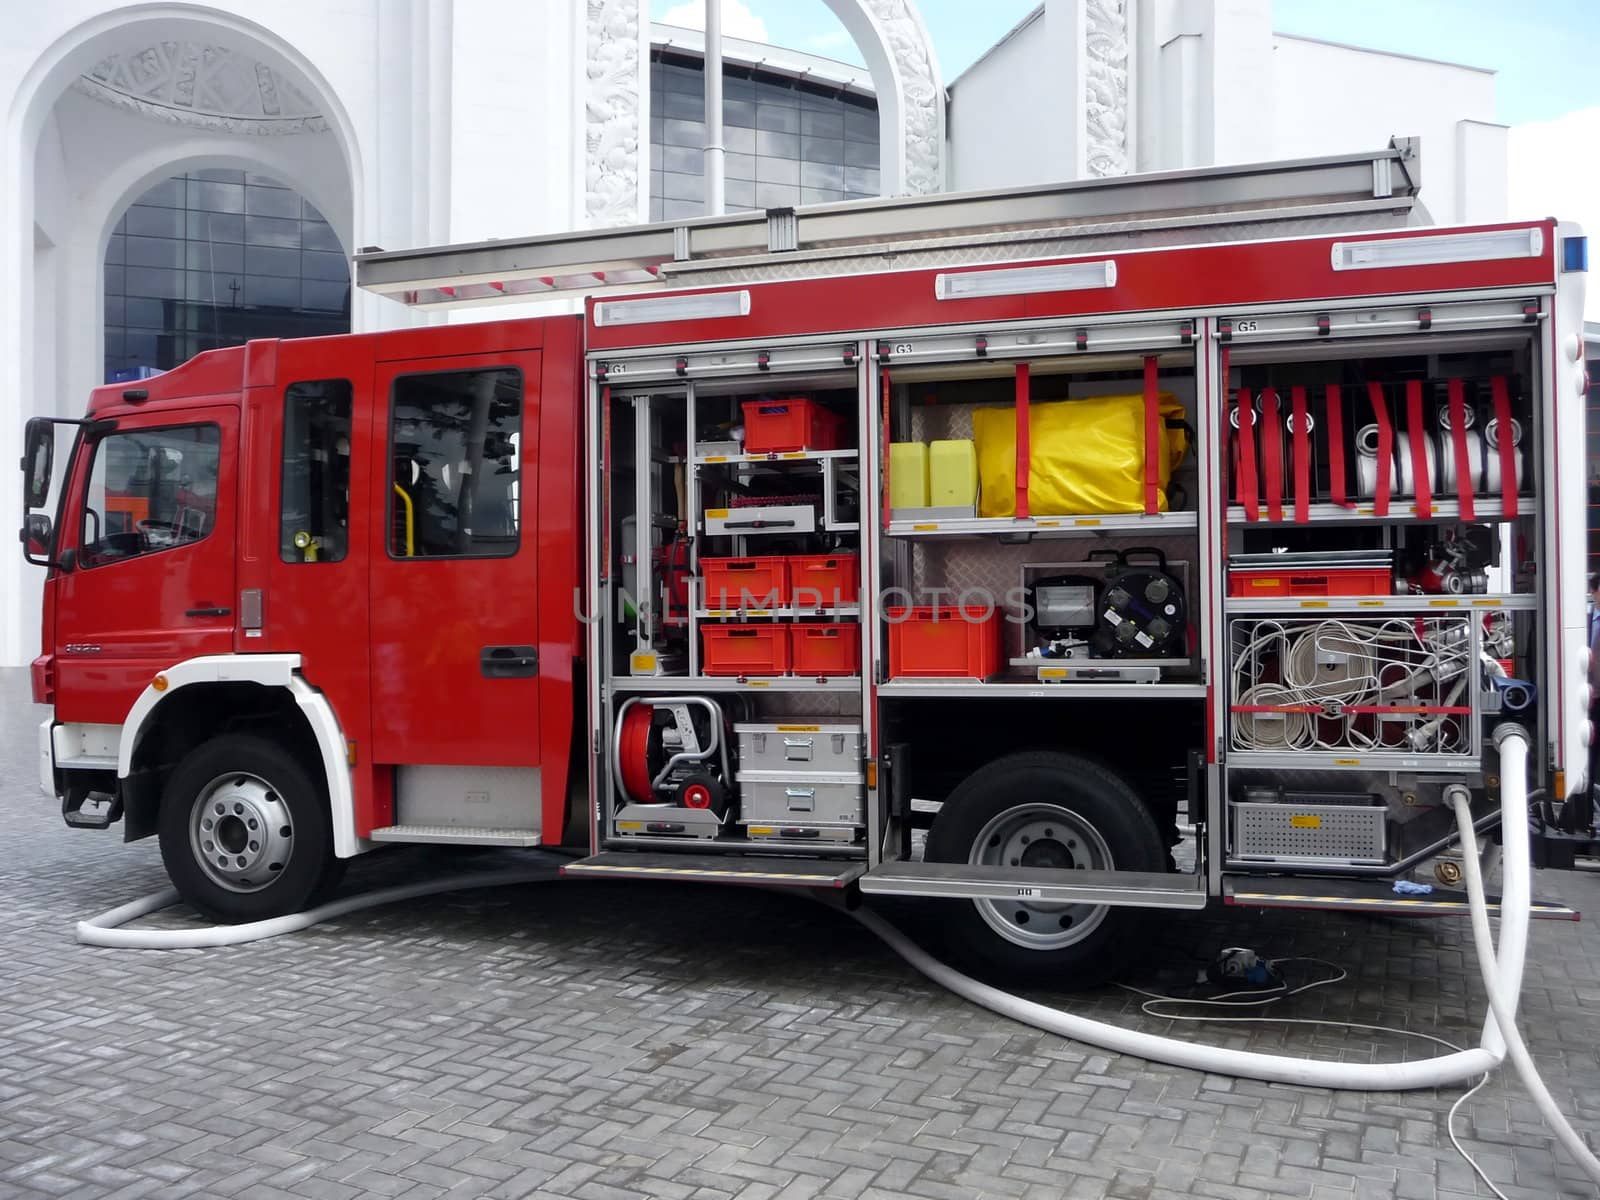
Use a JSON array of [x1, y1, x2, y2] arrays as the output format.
[[704, 504, 816, 536], [735, 723, 864, 776], [738, 774, 865, 829], [1230, 798, 1388, 865]]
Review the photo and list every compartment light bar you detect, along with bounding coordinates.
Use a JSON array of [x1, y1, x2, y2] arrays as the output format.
[[1330, 228, 1543, 272], [593, 289, 750, 326], [934, 259, 1117, 301]]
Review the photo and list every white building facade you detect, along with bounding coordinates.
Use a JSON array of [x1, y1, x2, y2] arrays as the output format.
[[0, 0, 1507, 666]]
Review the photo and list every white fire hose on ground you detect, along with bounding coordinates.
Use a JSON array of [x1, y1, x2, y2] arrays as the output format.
[[75, 725, 1598, 1184]]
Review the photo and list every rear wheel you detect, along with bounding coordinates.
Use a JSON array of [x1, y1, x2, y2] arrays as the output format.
[[925, 751, 1166, 987], [158, 733, 340, 922]]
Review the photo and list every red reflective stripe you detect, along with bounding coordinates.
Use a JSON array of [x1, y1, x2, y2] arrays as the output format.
[[1406, 379, 1431, 520], [1236, 386, 1259, 521], [1292, 385, 1310, 523], [1325, 384, 1351, 507], [1015, 362, 1030, 519], [1143, 355, 1160, 514], [1447, 378, 1475, 521], [1368, 382, 1393, 517], [1492, 375, 1518, 518], [1260, 386, 1284, 522]]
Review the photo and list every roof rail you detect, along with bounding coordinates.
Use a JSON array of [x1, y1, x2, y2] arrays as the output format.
[[355, 138, 1421, 310]]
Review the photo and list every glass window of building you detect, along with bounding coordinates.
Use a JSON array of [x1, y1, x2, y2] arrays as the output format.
[[649, 51, 880, 221], [104, 169, 350, 384]]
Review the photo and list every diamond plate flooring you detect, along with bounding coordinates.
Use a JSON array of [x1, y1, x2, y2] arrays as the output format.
[[2, 671, 1597, 1199]]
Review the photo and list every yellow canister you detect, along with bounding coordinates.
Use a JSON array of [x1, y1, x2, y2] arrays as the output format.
[[929, 438, 978, 507], [889, 442, 930, 509]]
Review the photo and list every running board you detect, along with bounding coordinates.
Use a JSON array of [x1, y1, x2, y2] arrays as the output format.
[[858, 862, 1209, 909], [1223, 876, 1579, 920], [563, 851, 865, 888], [369, 825, 543, 847]]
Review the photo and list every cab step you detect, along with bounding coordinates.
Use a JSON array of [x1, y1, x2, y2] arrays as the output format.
[[563, 851, 865, 888], [1222, 876, 1579, 920], [369, 824, 542, 847], [858, 861, 1209, 909]]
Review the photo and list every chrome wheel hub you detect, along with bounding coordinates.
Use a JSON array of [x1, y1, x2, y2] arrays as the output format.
[[188, 772, 294, 893], [969, 803, 1114, 951]]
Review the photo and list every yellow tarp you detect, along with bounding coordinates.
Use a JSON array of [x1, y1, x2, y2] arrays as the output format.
[[972, 392, 1188, 517]]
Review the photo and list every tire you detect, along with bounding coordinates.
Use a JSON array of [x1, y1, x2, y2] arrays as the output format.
[[158, 733, 340, 922], [925, 750, 1167, 988]]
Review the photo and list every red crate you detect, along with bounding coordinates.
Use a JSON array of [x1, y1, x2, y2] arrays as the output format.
[[1228, 566, 1393, 598], [742, 398, 848, 453], [788, 553, 860, 607], [702, 556, 790, 608], [791, 623, 861, 677], [885, 606, 1003, 679], [702, 624, 790, 676]]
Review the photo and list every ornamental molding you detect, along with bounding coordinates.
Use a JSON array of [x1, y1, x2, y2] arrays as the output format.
[[1083, 0, 1130, 177], [73, 41, 328, 136], [855, 0, 942, 195], [585, 0, 644, 227]]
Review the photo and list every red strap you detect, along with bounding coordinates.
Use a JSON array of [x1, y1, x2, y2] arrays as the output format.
[[1143, 355, 1160, 515], [1324, 384, 1351, 508], [1235, 387, 1259, 521], [1447, 378, 1475, 521], [1260, 387, 1284, 522], [1368, 382, 1393, 517], [1291, 385, 1310, 523], [1492, 375, 1518, 518], [1015, 362, 1030, 519], [1406, 379, 1431, 520]]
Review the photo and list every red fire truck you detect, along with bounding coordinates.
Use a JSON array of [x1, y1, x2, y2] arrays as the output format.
[[21, 145, 1598, 983]]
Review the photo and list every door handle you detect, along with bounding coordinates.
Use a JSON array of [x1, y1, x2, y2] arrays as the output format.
[[185, 606, 231, 618], [481, 645, 539, 678]]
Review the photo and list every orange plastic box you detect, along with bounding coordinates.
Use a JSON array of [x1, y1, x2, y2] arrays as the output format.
[[702, 624, 790, 676], [788, 553, 860, 607], [791, 624, 861, 677], [702, 556, 790, 608], [885, 606, 1003, 679], [742, 398, 848, 453], [1228, 566, 1393, 598]]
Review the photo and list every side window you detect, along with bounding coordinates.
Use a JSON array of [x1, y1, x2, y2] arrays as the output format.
[[79, 424, 221, 567], [389, 367, 522, 558], [281, 379, 353, 563]]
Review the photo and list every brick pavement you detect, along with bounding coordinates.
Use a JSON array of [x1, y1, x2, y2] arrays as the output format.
[[2, 670, 1598, 1199]]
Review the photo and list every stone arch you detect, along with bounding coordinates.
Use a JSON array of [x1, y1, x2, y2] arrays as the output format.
[[0, 4, 363, 666], [584, 0, 945, 225]]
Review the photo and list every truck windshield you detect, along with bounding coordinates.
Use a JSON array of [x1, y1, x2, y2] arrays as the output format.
[[79, 424, 221, 567]]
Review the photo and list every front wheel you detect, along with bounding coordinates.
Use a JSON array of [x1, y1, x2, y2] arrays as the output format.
[[925, 751, 1166, 987], [158, 733, 340, 922]]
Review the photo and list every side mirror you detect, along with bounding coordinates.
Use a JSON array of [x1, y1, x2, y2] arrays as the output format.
[[22, 418, 53, 510], [22, 512, 51, 558]]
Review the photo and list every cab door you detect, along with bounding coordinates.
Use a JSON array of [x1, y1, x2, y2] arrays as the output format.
[[368, 352, 541, 766], [53, 406, 237, 723]]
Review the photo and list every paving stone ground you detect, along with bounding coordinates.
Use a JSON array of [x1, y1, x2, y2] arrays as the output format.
[[2, 669, 1598, 1199]]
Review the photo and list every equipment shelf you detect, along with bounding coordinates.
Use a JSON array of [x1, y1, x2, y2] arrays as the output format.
[[611, 675, 862, 693], [886, 511, 1198, 540], [878, 680, 1208, 699], [1226, 496, 1532, 526], [1224, 594, 1538, 614], [693, 448, 858, 467], [695, 606, 860, 619], [1227, 750, 1481, 772]]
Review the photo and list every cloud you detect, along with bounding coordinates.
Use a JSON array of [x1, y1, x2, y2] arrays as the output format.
[[660, 0, 769, 43], [1507, 106, 1600, 320]]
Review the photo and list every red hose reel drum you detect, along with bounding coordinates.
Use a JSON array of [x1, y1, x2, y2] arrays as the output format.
[[618, 704, 656, 804]]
